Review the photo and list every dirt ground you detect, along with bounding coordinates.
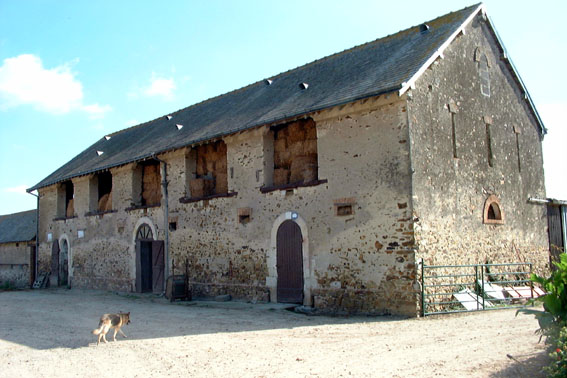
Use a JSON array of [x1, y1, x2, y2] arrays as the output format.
[[0, 289, 550, 378]]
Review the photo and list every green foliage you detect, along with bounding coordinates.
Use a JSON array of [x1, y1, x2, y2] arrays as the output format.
[[517, 254, 567, 340], [545, 326, 567, 378], [0, 281, 15, 291]]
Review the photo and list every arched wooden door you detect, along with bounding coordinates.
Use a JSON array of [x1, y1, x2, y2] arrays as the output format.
[[276, 220, 304, 303]]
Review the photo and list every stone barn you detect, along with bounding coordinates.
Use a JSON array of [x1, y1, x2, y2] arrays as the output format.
[[0, 210, 37, 288], [27, 4, 549, 316]]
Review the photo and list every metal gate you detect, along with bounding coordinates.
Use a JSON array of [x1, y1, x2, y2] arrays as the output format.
[[276, 220, 304, 303], [421, 262, 535, 316]]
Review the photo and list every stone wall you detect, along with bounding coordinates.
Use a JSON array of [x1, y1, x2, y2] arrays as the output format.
[[36, 95, 416, 315], [0, 242, 31, 288], [408, 13, 549, 310]]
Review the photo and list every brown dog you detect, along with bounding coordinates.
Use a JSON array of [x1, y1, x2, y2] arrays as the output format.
[[92, 312, 130, 345]]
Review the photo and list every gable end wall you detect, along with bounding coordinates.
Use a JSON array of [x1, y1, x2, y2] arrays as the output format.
[[408, 14, 549, 278]]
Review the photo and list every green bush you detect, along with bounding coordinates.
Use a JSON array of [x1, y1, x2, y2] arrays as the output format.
[[518, 253, 567, 340], [545, 326, 567, 378]]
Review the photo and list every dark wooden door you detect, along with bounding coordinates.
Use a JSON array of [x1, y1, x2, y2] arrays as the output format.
[[51, 240, 59, 285], [29, 245, 36, 286], [136, 240, 153, 293], [548, 204, 564, 265], [152, 240, 165, 294], [277, 220, 304, 303], [59, 240, 68, 287], [141, 241, 152, 292]]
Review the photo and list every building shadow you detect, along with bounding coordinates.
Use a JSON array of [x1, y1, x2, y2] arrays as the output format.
[[0, 289, 406, 350]]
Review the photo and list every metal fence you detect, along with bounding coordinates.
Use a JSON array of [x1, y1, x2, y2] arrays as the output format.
[[421, 262, 535, 316]]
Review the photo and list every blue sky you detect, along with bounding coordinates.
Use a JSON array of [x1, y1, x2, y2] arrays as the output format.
[[0, 0, 565, 215]]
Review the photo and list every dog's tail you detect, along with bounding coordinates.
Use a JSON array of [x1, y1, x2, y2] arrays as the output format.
[[92, 324, 103, 335]]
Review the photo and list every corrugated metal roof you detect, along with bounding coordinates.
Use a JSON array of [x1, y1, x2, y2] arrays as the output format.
[[0, 209, 37, 244], [29, 4, 487, 191]]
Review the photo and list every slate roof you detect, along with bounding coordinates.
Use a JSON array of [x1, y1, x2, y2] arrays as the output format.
[[0, 210, 37, 244], [29, 3, 542, 191]]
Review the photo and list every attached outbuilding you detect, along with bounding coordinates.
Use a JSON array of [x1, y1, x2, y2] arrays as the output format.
[[0, 210, 37, 288]]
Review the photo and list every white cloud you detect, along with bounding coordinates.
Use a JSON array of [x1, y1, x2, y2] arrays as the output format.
[[4, 185, 29, 195], [0, 54, 111, 117], [540, 103, 567, 199], [143, 75, 176, 99], [82, 103, 112, 119]]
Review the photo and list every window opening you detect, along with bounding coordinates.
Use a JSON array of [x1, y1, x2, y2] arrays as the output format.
[[169, 222, 177, 231], [451, 113, 458, 159], [485, 122, 493, 167], [514, 129, 522, 173], [64, 181, 74, 218], [141, 161, 161, 206], [334, 198, 356, 217], [483, 195, 504, 224], [97, 171, 113, 211], [272, 118, 318, 187], [136, 224, 153, 240], [336, 205, 353, 216], [238, 208, 252, 224], [189, 140, 228, 198], [479, 54, 490, 97]]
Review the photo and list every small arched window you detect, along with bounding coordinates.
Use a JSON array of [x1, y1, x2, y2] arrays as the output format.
[[483, 195, 504, 225]]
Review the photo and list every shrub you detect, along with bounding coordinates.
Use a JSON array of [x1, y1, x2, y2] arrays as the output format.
[[518, 253, 567, 340], [545, 326, 567, 378]]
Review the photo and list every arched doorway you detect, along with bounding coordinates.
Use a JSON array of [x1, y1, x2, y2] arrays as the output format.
[[50, 237, 70, 288], [276, 220, 304, 303], [135, 223, 164, 293]]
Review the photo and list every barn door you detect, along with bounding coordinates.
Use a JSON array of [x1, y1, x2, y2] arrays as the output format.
[[152, 240, 165, 294], [50, 240, 60, 287], [29, 245, 36, 286], [276, 220, 304, 303], [59, 239, 69, 287], [548, 205, 564, 265], [135, 240, 154, 293]]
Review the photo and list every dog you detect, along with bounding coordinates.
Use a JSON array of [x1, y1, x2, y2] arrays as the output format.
[[92, 312, 130, 345]]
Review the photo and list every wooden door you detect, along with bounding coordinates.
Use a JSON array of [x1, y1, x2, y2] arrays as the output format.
[[59, 240, 68, 287], [50, 240, 59, 286], [136, 240, 153, 293], [548, 204, 564, 265], [152, 240, 165, 294], [276, 220, 304, 303], [29, 245, 36, 286]]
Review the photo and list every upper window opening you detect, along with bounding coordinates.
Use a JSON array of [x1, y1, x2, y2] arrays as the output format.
[[56, 180, 75, 218], [97, 171, 112, 212], [189, 140, 228, 198], [272, 118, 318, 187], [483, 195, 504, 225], [141, 161, 161, 206]]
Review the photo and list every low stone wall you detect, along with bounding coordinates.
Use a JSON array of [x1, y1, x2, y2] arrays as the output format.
[[0, 264, 29, 288]]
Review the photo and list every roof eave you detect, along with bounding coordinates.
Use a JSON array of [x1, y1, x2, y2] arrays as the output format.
[[26, 86, 402, 192]]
